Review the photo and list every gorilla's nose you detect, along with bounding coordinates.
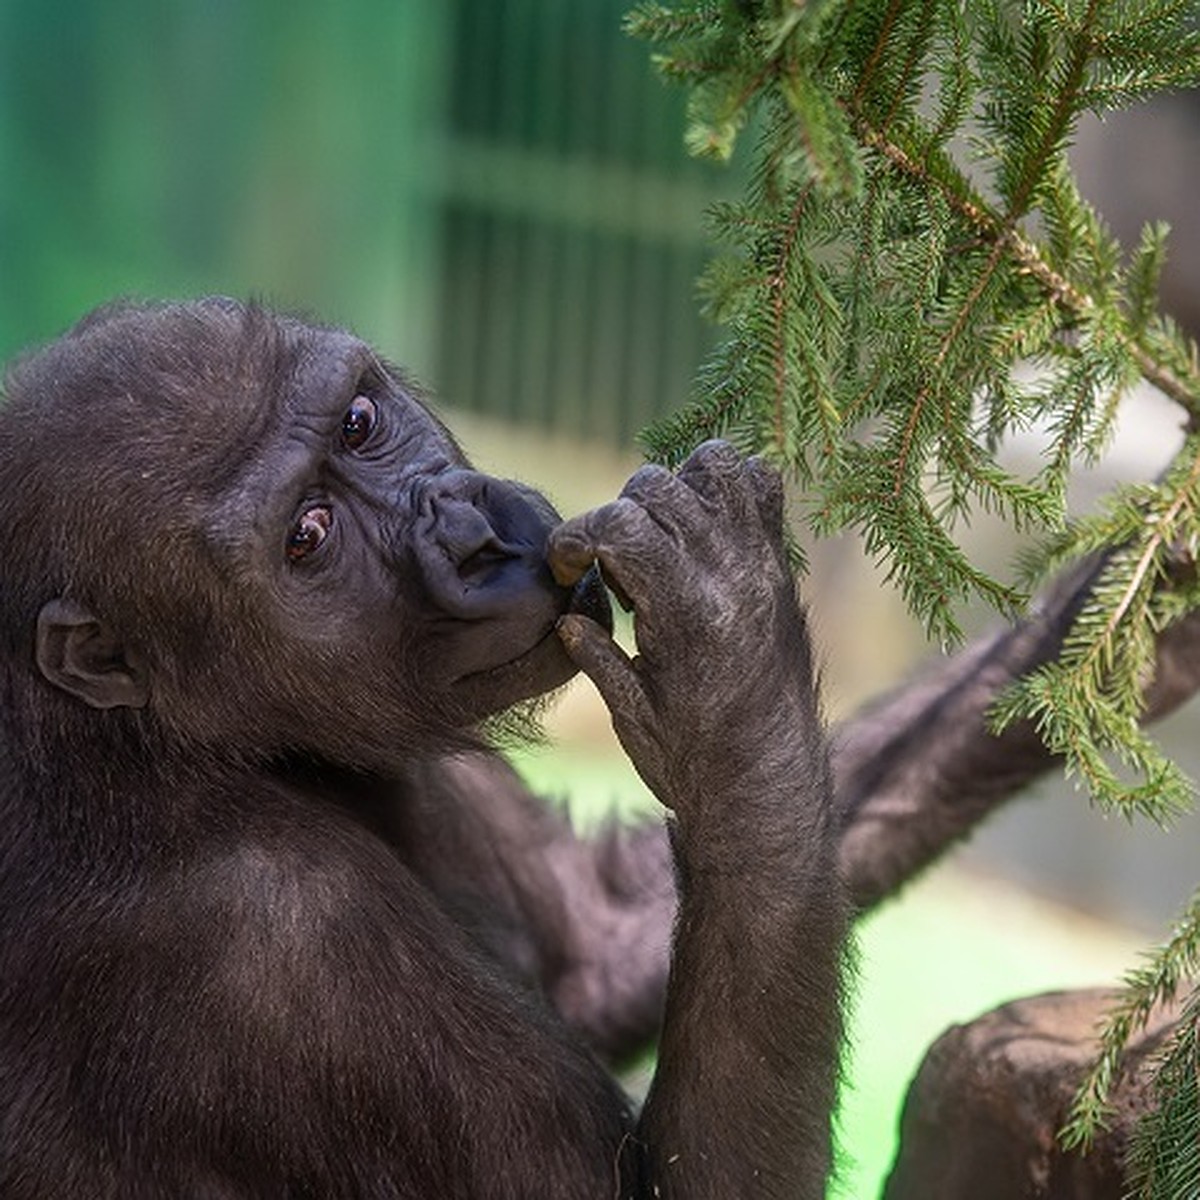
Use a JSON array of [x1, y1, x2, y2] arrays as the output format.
[[411, 471, 556, 617], [429, 488, 509, 580]]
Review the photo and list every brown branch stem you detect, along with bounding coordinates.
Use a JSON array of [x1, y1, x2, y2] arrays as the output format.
[[855, 120, 1200, 416]]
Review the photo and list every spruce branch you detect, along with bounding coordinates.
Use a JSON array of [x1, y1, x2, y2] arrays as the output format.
[[1062, 891, 1200, 1151], [631, 0, 1200, 777], [855, 119, 1200, 418], [634, 0, 1200, 649], [1124, 982, 1200, 1199], [629, 0, 1200, 1190]]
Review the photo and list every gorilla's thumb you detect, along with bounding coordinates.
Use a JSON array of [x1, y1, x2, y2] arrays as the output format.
[[556, 615, 669, 802]]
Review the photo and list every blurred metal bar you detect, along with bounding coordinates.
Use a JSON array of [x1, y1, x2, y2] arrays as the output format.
[[433, 0, 737, 444]]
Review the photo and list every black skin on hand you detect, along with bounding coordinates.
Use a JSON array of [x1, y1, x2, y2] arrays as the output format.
[[0, 299, 847, 1199]]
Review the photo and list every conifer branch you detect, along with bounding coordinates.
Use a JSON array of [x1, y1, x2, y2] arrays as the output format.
[[1062, 891, 1200, 1150], [1101, 448, 1200, 640], [771, 183, 818, 450], [855, 118, 1200, 415], [629, 2, 1200, 1186]]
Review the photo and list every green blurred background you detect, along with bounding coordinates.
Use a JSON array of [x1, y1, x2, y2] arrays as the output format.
[[3, 1, 1190, 1194], [1, 0, 730, 442]]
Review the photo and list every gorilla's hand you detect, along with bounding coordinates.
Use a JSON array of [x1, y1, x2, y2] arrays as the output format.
[[551, 441, 841, 1195], [547, 441, 815, 818]]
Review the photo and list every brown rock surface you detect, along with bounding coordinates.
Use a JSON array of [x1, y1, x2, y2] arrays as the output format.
[[882, 989, 1183, 1200]]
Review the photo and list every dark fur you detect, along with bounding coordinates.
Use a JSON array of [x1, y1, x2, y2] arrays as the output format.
[[0, 300, 847, 1198]]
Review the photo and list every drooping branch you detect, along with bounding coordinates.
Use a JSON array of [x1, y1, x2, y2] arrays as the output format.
[[856, 117, 1200, 420]]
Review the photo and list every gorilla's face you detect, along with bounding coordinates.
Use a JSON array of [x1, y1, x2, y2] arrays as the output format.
[[2, 300, 609, 762], [224, 322, 608, 719]]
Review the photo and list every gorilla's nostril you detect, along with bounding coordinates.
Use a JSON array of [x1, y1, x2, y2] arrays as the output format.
[[411, 469, 558, 620], [458, 539, 515, 585], [429, 497, 497, 563]]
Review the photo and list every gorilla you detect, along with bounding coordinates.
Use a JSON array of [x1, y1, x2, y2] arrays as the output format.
[[0, 299, 847, 1199]]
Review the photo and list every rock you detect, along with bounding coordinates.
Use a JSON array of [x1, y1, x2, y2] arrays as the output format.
[[882, 989, 1182, 1199]]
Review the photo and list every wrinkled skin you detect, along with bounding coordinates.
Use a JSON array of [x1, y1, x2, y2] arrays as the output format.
[[0, 299, 846, 1199]]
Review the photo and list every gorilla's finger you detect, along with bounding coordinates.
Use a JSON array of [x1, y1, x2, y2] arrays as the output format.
[[677, 440, 758, 528], [618, 463, 704, 542], [746, 456, 786, 545], [555, 614, 655, 734], [548, 500, 628, 586], [548, 499, 673, 615]]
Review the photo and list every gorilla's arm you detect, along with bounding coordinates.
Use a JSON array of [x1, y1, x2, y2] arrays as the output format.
[[406, 447, 848, 1187], [397, 750, 676, 1060], [833, 555, 1200, 908], [429, 551, 1200, 1061], [548, 443, 847, 1195]]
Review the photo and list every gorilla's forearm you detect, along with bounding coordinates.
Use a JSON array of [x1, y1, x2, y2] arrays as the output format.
[[548, 446, 848, 1196], [401, 748, 676, 1063], [523, 552, 1200, 1060]]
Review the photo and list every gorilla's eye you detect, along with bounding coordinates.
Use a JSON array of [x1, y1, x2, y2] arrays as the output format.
[[341, 396, 378, 451], [286, 506, 333, 562]]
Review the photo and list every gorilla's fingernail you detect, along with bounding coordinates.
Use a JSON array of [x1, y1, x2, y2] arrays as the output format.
[[555, 613, 586, 649], [547, 535, 591, 587]]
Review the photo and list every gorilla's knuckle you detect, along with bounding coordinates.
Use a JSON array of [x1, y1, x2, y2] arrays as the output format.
[[688, 438, 741, 469], [620, 463, 674, 501]]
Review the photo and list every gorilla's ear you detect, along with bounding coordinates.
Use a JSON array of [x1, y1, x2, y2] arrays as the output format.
[[35, 598, 150, 710]]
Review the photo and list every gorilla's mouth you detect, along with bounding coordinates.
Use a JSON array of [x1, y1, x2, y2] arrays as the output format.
[[563, 562, 612, 629], [452, 564, 612, 702], [408, 467, 612, 707]]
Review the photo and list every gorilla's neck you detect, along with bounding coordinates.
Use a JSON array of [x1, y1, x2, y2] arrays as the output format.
[[266, 751, 411, 841]]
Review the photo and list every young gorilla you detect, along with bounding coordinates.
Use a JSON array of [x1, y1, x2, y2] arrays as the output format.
[[0, 300, 847, 1199]]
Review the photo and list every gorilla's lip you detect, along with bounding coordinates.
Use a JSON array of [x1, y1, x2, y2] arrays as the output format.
[[452, 566, 612, 701]]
